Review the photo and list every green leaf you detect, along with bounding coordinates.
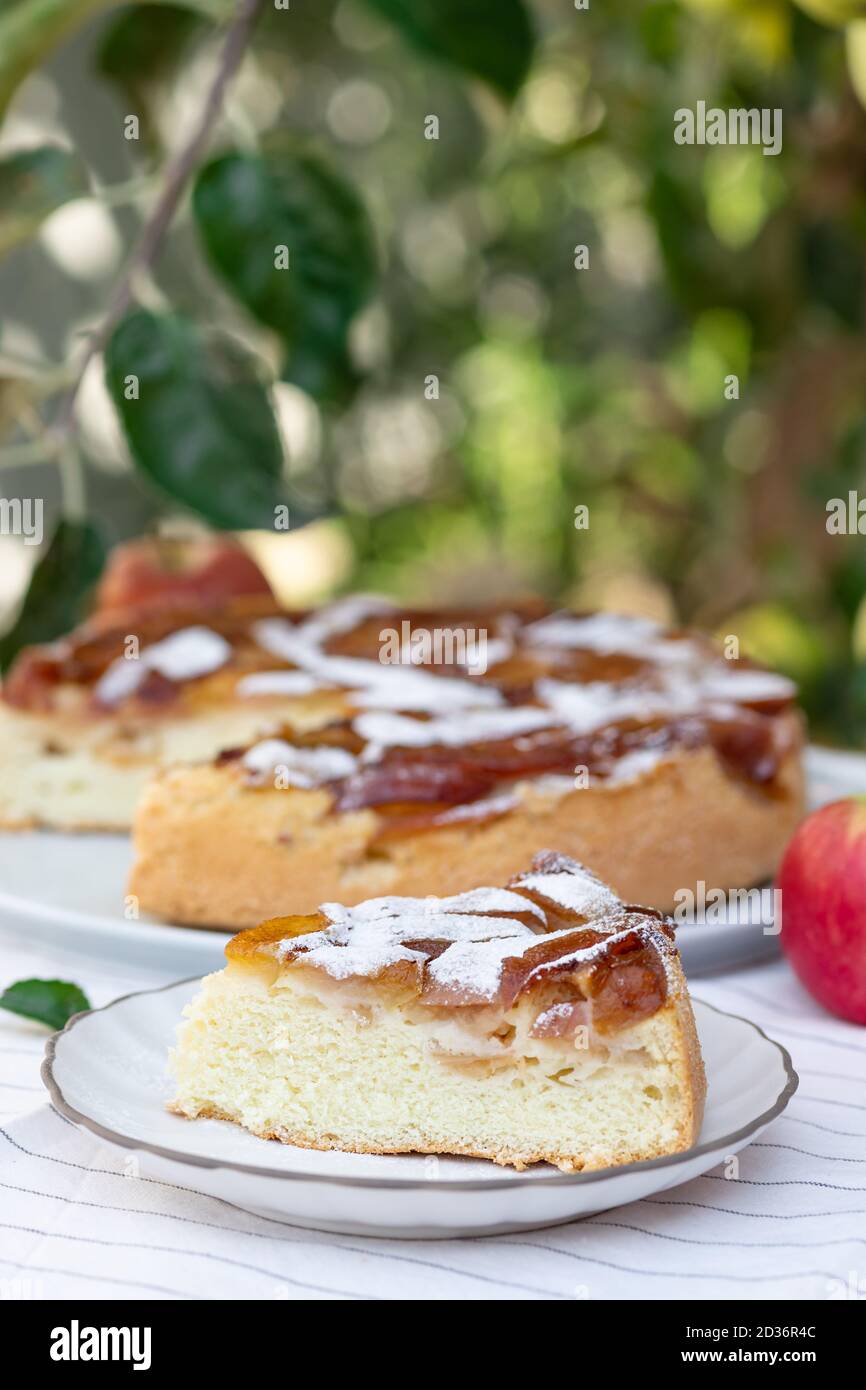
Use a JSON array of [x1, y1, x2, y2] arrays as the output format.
[[361, 0, 535, 100], [96, 5, 205, 152], [105, 309, 287, 529], [0, 0, 110, 117], [97, 3, 202, 84], [193, 149, 377, 399], [96, 2, 204, 151], [0, 0, 230, 118], [0, 146, 87, 258], [792, 0, 866, 25], [846, 20, 866, 109], [0, 978, 91, 1030], [0, 519, 105, 672]]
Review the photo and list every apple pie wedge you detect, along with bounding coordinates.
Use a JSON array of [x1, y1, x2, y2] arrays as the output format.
[[170, 852, 706, 1172]]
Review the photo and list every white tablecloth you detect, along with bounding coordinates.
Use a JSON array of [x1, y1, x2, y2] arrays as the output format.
[[1, 928, 864, 1302]]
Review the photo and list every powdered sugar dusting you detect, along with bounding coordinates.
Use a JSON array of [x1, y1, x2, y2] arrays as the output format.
[[535, 668, 713, 733], [321, 886, 546, 924], [352, 705, 556, 751], [243, 598, 796, 797], [295, 593, 396, 648], [425, 935, 537, 1000], [349, 670, 502, 713], [301, 941, 425, 980], [524, 611, 661, 655], [252, 616, 501, 716], [95, 626, 231, 705], [94, 655, 148, 705], [171, 593, 805, 825], [241, 739, 358, 787], [696, 668, 797, 703], [535, 677, 676, 734], [320, 912, 532, 945], [514, 864, 620, 917], [604, 747, 665, 785], [433, 790, 519, 824], [236, 670, 326, 698], [278, 850, 675, 1007]]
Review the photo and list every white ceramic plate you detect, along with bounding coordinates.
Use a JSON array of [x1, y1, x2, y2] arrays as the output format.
[[42, 983, 797, 1238], [2, 744, 863, 979]]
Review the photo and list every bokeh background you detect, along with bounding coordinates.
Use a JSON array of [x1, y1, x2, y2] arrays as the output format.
[[3, 0, 866, 740]]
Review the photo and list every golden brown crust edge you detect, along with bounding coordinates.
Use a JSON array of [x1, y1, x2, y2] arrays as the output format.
[[129, 730, 805, 928], [167, 1107, 691, 1171], [667, 960, 708, 1149]]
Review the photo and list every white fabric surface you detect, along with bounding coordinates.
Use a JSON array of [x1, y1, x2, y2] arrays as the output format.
[[0, 927, 864, 1302]]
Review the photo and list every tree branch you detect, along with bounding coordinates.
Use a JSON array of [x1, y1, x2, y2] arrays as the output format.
[[51, 0, 265, 442]]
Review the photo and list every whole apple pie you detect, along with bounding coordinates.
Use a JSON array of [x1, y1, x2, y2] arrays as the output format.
[[128, 596, 803, 925], [0, 593, 804, 923]]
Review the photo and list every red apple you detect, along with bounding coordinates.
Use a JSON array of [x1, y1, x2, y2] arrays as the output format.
[[94, 535, 273, 620], [778, 798, 866, 1024]]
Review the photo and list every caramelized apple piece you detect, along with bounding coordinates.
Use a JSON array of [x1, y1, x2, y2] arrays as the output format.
[[372, 794, 516, 843], [227, 911, 328, 961], [333, 760, 495, 812], [706, 714, 783, 786], [498, 927, 606, 1009], [586, 948, 669, 1033]]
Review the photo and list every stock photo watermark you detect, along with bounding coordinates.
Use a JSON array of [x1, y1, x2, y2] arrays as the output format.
[[0, 1276, 43, 1300], [674, 101, 782, 156], [672, 881, 781, 935], [826, 491, 866, 535], [50, 1322, 152, 1369], [0, 496, 43, 546], [379, 621, 490, 676]]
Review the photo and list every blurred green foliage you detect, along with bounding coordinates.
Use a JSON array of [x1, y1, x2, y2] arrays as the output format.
[[0, 519, 105, 670], [3, 0, 866, 741]]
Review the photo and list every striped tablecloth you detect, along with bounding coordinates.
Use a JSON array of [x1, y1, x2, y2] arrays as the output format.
[[0, 928, 864, 1302]]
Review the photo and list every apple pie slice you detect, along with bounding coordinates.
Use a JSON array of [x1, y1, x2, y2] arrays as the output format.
[[170, 852, 706, 1171]]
